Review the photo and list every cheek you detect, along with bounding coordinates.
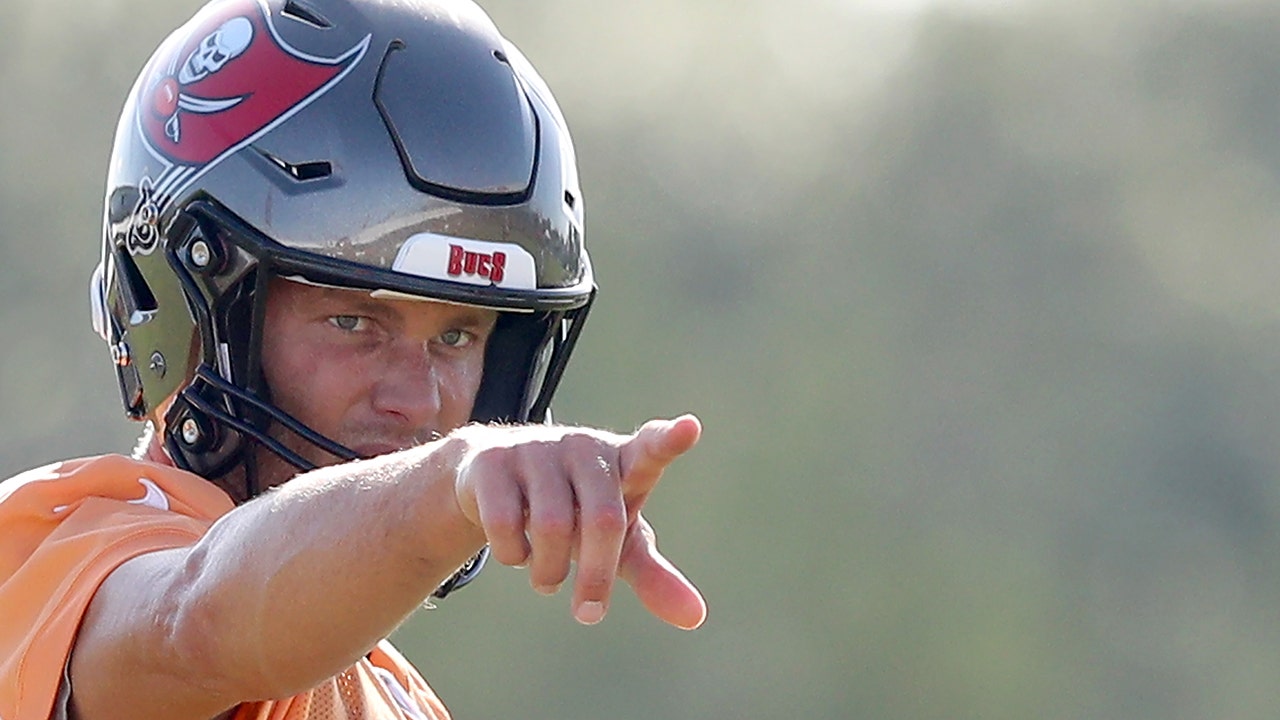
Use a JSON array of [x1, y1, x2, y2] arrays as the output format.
[[439, 352, 488, 419], [457, 356, 486, 399], [261, 336, 359, 431], [261, 340, 307, 418]]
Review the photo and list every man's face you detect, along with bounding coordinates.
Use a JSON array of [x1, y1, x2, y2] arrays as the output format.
[[254, 277, 498, 489]]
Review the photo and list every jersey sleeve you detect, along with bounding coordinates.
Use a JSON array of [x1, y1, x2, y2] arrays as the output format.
[[0, 455, 234, 720]]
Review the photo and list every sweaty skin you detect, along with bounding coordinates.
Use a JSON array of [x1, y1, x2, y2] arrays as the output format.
[[67, 280, 706, 720]]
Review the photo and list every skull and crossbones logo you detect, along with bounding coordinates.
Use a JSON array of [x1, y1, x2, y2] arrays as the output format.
[[178, 16, 253, 84], [152, 17, 254, 143]]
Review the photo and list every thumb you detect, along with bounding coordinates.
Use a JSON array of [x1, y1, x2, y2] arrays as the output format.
[[617, 516, 707, 631]]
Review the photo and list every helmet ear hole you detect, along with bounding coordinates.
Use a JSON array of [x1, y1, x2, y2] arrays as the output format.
[[111, 247, 159, 326]]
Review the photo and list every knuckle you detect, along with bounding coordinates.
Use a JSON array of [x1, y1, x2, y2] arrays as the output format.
[[585, 505, 627, 536], [591, 453, 619, 481], [491, 543, 530, 567], [485, 509, 524, 536], [461, 445, 507, 481], [477, 498, 524, 535], [474, 443, 516, 467], [575, 567, 615, 595], [529, 511, 575, 542], [561, 429, 607, 453]]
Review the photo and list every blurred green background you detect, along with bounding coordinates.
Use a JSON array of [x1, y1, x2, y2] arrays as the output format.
[[7, 0, 1280, 717]]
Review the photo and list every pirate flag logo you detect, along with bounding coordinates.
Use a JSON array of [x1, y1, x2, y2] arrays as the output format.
[[129, 0, 369, 246], [155, 15, 255, 147]]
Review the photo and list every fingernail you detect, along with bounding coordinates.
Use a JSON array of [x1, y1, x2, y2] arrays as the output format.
[[534, 583, 561, 596], [575, 601, 606, 625]]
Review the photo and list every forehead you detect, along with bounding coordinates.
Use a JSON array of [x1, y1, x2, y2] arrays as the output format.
[[268, 276, 498, 325]]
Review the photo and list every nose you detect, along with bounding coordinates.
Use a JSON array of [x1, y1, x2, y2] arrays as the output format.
[[369, 340, 441, 430]]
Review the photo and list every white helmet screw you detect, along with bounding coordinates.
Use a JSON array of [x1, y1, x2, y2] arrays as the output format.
[[181, 418, 201, 445], [190, 240, 212, 268], [149, 351, 167, 378]]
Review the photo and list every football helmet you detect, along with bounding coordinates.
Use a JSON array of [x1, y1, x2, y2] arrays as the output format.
[[89, 0, 594, 595]]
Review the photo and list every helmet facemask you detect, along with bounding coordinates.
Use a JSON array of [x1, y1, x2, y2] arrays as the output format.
[[151, 198, 593, 494]]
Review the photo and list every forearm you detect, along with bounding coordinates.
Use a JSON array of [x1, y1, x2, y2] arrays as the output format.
[[72, 438, 485, 720], [182, 439, 485, 697]]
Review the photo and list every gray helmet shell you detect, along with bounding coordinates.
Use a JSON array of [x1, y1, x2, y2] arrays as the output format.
[[91, 0, 594, 488]]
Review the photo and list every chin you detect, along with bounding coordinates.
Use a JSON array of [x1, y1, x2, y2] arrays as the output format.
[[250, 446, 317, 488]]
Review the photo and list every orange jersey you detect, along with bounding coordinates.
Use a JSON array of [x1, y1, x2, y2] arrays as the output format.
[[0, 454, 450, 720]]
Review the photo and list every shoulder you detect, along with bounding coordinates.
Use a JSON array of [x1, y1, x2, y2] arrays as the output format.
[[0, 453, 235, 595], [0, 455, 231, 720], [0, 452, 233, 605], [0, 454, 234, 519]]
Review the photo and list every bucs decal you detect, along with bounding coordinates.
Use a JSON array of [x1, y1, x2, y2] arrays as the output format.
[[390, 233, 539, 290], [448, 244, 507, 285], [125, 0, 369, 254]]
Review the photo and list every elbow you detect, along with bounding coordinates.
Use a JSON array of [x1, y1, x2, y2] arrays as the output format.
[[164, 541, 346, 702], [160, 542, 276, 704]]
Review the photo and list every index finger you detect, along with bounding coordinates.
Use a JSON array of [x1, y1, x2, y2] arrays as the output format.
[[619, 414, 702, 508]]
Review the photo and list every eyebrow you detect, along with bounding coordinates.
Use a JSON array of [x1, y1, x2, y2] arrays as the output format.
[[320, 292, 498, 328], [470, 308, 501, 325], [443, 307, 500, 330]]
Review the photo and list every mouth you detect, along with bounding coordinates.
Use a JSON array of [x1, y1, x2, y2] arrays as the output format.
[[347, 429, 443, 460]]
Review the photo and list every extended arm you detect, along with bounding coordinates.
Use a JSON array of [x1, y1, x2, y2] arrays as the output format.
[[67, 416, 704, 720]]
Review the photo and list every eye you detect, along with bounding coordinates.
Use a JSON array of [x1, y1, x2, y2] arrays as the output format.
[[438, 328, 474, 348], [329, 315, 368, 332]]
